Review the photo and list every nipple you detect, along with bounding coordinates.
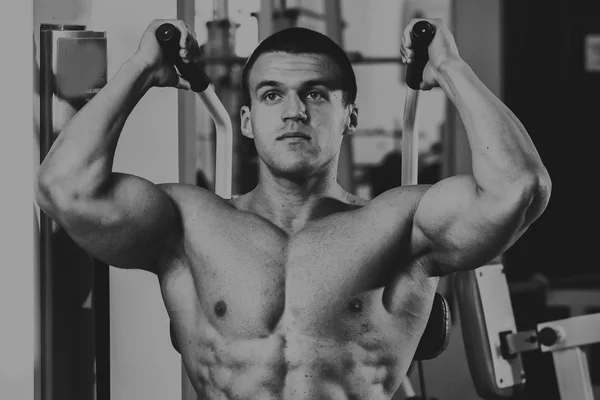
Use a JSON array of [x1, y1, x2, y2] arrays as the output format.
[[348, 297, 363, 312], [215, 300, 227, 317]]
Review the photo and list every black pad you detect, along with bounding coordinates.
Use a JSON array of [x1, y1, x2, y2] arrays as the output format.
[[414, 292, 452, 360]]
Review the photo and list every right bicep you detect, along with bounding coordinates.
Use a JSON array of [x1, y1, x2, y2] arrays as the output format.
[[55, 173, 181, 272]]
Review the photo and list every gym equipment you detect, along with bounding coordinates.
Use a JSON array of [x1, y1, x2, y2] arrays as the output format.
[[456, 264, 600, 399], [401, 20, 436, 186], [397, 21, 447, 400], [39, 24, 108, 400], [156, 22, 233, 200], [168, 54, 406, 66]]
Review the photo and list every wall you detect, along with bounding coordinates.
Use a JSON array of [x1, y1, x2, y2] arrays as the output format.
[[88, 1, 182, 399], [0, 2, 36, 400]]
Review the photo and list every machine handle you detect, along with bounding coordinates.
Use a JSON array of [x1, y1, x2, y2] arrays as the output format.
[[155, 22, 233, 199], [406, 21, 436, 90], [155, 23, 210, 93]]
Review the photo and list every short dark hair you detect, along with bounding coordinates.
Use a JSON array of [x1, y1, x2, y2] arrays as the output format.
[[241, 27, 357, 107]]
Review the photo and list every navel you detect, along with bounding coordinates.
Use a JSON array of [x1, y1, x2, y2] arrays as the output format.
[[348, 297, 363, 313], [214, 300, 227, 317]]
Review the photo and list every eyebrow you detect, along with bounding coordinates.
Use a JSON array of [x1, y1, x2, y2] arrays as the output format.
[[253, 79, 339, 93]]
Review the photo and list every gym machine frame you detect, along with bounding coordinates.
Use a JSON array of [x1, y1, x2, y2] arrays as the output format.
[[456, 264, 600, 400], [155, 23, 234, 200]]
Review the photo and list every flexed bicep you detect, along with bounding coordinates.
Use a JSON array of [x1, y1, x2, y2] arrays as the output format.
[[412, 174, 531, 276], [38, 173, 183, 273]]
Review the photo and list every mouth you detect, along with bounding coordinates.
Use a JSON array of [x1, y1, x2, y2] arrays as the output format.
[[277, 132, 311, 140]]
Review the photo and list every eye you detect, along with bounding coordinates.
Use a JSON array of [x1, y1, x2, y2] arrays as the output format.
[[306, 91, 324, 100], [263, 92, 281, 102]]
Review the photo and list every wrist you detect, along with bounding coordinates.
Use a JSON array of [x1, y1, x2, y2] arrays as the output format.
[[123, 56, 156, 89], [436, 57, 470, 80]]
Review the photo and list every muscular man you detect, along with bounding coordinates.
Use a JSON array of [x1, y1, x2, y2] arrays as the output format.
[[35, 18, 551, 399]]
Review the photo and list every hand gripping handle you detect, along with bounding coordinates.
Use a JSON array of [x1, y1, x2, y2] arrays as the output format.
[[405, 21, 436, 90], [155, 23, 210, 92]]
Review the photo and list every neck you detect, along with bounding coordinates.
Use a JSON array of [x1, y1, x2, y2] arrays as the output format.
[[247, 165, 348, 233]]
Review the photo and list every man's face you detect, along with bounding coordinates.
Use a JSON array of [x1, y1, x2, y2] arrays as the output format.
[[240, 52, 357, 179]]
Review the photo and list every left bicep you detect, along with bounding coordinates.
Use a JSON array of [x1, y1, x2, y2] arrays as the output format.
[[413, 174, 531, 275]]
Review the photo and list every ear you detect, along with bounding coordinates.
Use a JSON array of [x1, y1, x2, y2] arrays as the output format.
[[240, 105, 254, 139], [343, 104, 359, 136]]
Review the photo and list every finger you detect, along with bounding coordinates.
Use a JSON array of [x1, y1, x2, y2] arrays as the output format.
[[419, 80, 437, 91], [181, 25, 199, 53], [175, 75, 191, 91], [402, 19, 416, 49], [183, 26, 195, 50], [401, 18, 427, 63], [186, 30, 200, 55], [168, 20, 189, 49], [180, 48, 189, 63], [400, 51, 409, 65], [400, 48, 414, 64]]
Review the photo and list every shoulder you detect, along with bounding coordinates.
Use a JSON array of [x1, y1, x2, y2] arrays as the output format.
[[157, 182, 230, 208], [156, 183, 238, 229], [365, 185, 431, 214]]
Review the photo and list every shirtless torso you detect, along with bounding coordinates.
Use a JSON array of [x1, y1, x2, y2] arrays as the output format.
[[34, 17, 550, 400], [158, 185, 438, 399]]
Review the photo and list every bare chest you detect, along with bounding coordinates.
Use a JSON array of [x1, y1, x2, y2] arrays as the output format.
[[161, 208, 420, 342]]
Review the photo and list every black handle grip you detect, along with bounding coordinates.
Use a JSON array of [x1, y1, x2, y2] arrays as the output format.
[[155, 23, 210, 92], [406, 21, 436, 90]]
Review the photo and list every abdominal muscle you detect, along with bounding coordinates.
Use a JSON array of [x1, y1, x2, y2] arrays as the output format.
[[182, 317, 408, 400]]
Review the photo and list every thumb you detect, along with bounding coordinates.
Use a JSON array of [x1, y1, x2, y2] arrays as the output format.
[[174, 76, 191, 91], [419, 64, 439, 91]]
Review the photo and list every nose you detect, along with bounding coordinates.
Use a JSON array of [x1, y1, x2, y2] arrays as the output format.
[[281, 93, 307, 122]]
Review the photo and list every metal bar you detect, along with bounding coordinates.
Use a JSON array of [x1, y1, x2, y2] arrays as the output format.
[[259, 0, 275, 40], [192, 55, 404, 65], [538, 313, 600, 352], [323, 0, 355, 194], [501, 330, 539, 357], [179, 1, 199, 399], [552, 347, 595, 400], [398, 377, 417, 397], [94, 259, 111, 400], [214, 0, 228, 20], [178, 0, 197, 188], [401, 88, 420, 185], [198, 87, 233, 199], [39, 27, 54, 400], [324, 0, 343, 45]]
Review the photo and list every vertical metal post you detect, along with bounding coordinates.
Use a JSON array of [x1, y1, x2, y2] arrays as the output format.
[[259, 0, 275, 40], [324, 0, 355, 194], [178, 0, 197, 397], [178, 0, 198, 187], [40, 24, 108, 400], [552, 348, 595, 400], [39, 26, 55, 400]]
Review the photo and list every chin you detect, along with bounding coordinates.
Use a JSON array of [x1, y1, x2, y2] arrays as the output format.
[[270, 160, 320, 179]]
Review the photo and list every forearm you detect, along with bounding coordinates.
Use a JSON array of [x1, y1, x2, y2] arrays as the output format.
[[37, 56, 154, 199], [436, 59, 548, 197]]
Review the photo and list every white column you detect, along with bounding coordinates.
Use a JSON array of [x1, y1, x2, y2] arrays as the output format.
[[0, 1, 36, 400], [89, 3, 182, 400]]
